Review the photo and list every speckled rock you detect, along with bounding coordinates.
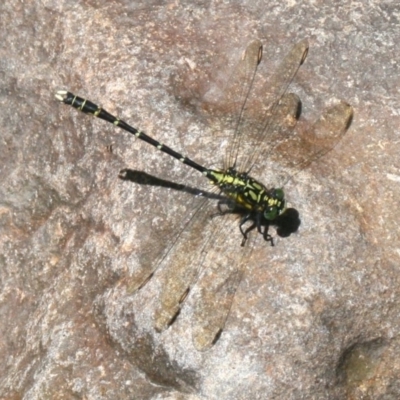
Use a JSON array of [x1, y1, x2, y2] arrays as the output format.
[[1, 1, 399, 399]]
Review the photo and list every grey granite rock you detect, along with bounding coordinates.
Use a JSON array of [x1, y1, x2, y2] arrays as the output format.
[[1, 1, 399, 399]]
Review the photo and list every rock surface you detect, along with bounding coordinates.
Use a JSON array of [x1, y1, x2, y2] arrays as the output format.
[[1, 1, 399, 399]]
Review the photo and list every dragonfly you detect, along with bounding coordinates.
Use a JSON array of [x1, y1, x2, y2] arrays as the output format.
[[55, 38, 353, 350]]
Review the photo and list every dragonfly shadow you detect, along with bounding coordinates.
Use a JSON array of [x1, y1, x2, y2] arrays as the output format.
[[118, 168, 224, 201], [274, 208, 301, 238]]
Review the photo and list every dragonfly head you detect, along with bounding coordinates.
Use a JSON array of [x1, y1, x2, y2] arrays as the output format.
[[263, 188, 286, 221]]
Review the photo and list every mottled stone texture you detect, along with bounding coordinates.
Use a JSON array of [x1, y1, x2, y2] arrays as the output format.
[[1, 1, 399, 399]]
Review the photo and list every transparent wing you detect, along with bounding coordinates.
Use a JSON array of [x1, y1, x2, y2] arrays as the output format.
[[152, 193, 253, 351], [153, 195, 217, 332], [269, 100, 354, 186], [234, 39, 309, 175], [220, 40, 263, 170], [191, 222, 253, 351], [120, 170, 217, 295], [218, 39, 352, 188]]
